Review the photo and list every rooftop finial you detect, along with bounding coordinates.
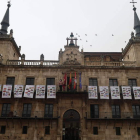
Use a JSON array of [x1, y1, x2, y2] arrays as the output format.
[[0, 1, 11, 34], [130, 0, 137, 11], [7, 1, 11, 8]]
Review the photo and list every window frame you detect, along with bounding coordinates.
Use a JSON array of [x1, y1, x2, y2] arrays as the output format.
[[90, 104, 99, 118], [1, 103, 11, 117], [22, 126, 28, 134], [1, 126, 6, 134], [6, 77, 15, 90], [93, 127, 98, 135], [109, 79, 118, 86], [112, 105, 121, 118], [22, 104, 32, 117], [128, 79, 137, 87], [137, 127, 140, 136], [45, 126, 50, 135], [132, 105, 140, 118], [46, 78, 55, 85], [26, 78, 34, 85], [89, 78, 98, 86], [116, 127, 121, 135], [44, 104, 53, 118]]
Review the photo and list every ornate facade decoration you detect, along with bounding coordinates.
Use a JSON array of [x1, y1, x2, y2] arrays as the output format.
[[63, 51, 81, 65]]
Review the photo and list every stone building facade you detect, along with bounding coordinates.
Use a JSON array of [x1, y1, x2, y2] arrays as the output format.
[[0, 2, 140, 140]]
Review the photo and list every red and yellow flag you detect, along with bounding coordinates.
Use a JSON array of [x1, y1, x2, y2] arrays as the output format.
[[68, 72, 72, 89]]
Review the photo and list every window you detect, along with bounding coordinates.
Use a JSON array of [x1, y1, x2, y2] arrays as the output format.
[[137, 127, 140, 136], [109, 79, 118, 86], [112, 105, 121, 118], [116, 127, 121, 135], [0, 126, 6, 134], [132, 105, 140, 118], [22, 126, 28, 134], [45, 126, 50, 134], [46, 78, 55, 85], [1, 104, 11, 117], [90, 105, 99, 118], [44, 104, 53, 118], [6, 77, 15, 90], [128, 79, 137, 87], [22, 104, 32, 117], [89, 78, 98, 86], [93, 127, 98, 135], [26, 78, 34, 85]]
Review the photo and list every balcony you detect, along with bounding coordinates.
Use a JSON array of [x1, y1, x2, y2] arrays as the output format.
[[57, 85, 88, 94], [0, 111, 58, 119], [85, 112, 140, 120]]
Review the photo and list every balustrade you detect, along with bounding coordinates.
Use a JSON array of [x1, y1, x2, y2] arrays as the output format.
[[6, 60, 136, 67]]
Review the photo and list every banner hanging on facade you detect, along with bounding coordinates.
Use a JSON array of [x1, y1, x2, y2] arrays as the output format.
[[2, 85, 12, 98], [36, 85, 45, 99], [122, 86, 132, 99], [24, 85, 35, 98], [133, 87, 140, 99], [88, 86, 98, 99], [110, 86, 120, 99], [47, 85, 56, 99], [99, 86, 109, 99], [14, 85, 24, 98]]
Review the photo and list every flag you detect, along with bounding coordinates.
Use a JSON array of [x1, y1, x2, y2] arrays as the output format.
[[79, 73, 82, 89], [74, 72, 77, 89], [63, 73, 67, 91], [68, 73, 72, 89]]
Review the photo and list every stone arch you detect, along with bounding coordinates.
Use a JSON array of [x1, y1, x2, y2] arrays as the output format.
[[62, 109, 81, 140], [63, 109, 80, 120]]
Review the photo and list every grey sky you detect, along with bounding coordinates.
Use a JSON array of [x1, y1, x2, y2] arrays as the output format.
[[0, 0, 139, 60]]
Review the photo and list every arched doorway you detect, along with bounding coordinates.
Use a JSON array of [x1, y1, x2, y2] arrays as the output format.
[[63, 109, 81, 140]]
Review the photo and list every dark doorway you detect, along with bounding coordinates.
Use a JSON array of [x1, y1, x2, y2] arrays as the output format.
[[63, 110, 80, 140]]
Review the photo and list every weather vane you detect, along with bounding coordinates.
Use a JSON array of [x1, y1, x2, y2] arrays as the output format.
[[130, 0, 137, 8]]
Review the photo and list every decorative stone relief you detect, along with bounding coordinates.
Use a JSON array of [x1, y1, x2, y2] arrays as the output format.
[[63, 51, 81, 65]]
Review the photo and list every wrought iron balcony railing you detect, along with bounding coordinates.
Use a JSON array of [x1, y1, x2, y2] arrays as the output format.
[[0, 111, 58, 119], [86, 112, 139, 119]]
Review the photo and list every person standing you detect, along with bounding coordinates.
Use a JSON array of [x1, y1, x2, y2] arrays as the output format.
[[59, 79, 63, 91]]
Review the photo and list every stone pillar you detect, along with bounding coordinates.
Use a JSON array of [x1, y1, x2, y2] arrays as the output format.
[[40, 54, 44, 65], [21, 54, 25, 65]]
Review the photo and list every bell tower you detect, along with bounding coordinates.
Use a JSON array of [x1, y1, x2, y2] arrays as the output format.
[[59, 33, 84, 65], [122, 1, 140, 66], [0, 2, 21, 64]]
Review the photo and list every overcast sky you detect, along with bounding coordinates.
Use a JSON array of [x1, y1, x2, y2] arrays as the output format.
[[0, 0, 139, 60]]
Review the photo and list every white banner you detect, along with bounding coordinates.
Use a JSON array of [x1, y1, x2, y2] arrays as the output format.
[[100, 86, 109, 99], [24, 85, 35, 98], [2, 85, 12, 98], [122, 86, 132, 99], [47, 85, 56, 99], [133, 87, 140, 99], [14, 85, 24, 98], [36, 85, 45, 99], [88, 86, 98, 99], [110, 86, 120, 99]]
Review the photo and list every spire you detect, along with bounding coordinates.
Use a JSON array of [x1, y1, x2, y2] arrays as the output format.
[[0, 1, 11, 34], [133, 7, 140, 37]]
